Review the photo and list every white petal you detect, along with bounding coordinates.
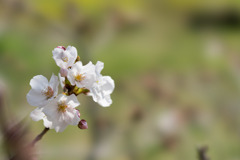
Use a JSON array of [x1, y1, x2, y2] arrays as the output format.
[[98, 95, 112, 107], [89, 76, 114, 107], [30, 108, 45, 121], [42, 99, 59, 120], [67, 94, 80, 108], [43, 119, 53, 129], [69, 110, 80, 125], [82, 61, 95, 74], [66, 46, 77, 65], [49, 73, 59, 97], [63, 110, 75, 124], [74, 61, 83, 69], [27, 89, 48, 107], [67, 70, 76, 86], [95, 61, 104, 75], [30, 75, 48, 91], [89, 86, 101, 102], [54, 122, 68, 132], [101, 76, 115, 95], [30, 108, 53, 128], [52, 48, 63, 59], [58, 73, 65, 88], [67, 62, 82, 86], [66, 46, 77, 58]]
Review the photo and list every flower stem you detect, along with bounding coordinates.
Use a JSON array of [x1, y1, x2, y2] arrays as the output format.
[[31, 127, 49, 146]]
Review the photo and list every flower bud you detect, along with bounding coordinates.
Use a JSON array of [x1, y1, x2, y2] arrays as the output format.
[[78, 119, 88, 129], [57, 46, 66, 50], [60, 68, 68, 77]]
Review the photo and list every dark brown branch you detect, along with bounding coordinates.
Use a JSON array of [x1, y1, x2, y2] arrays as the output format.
[[31, 127, 49, 146]]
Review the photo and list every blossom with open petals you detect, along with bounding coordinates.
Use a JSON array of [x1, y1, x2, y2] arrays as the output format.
[[27, 74, 59, 107], [52, 46, 77, 69], [67, 61, 96, 89], [88, 61, 115, 107], [42, 94, 80, 132]]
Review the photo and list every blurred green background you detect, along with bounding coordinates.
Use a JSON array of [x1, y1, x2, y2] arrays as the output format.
[[1, 0, 240, 160]]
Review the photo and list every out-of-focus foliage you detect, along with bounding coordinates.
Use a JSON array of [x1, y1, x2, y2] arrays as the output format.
[[1, 0, 240, 160]]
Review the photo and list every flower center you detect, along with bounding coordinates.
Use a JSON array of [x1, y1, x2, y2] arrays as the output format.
[[44, 86, 54, 99], [62, 55, 68, 62], [58, 102, 68, 113], [75, 74, 85, 82]]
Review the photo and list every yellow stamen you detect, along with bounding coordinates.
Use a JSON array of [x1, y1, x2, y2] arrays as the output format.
[[58, 102, 68, 113], [75, 74, 85, 82]]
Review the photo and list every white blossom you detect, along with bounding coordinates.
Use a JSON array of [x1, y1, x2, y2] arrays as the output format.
[[52, 46, 77, 69], [42, 94, 80, 132], [89, 61, 115, 107], [30, 107, 53, 129], [27, 74, 59, 107], [67, 61, 96, 89]]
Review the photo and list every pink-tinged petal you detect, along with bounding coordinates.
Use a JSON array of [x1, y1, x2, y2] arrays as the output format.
[[64, 109, 80, 125], [60, 68, 68, 77], [75, 109, 81, 117], [57, 46, 66, 50]]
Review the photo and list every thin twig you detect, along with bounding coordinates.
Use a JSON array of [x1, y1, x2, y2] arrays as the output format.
[[31, 127, 49, 146]]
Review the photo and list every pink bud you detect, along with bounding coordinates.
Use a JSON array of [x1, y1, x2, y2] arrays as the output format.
[[60, 68, 68, 77], [57, 46, 66, 50], [78, 119, 88, 129]]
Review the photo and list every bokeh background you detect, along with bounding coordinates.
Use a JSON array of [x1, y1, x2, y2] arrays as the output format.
[[1, 0, 240, 160]]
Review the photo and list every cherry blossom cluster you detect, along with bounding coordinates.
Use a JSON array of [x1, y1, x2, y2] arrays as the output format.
[[27, 46, 114, 132]]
